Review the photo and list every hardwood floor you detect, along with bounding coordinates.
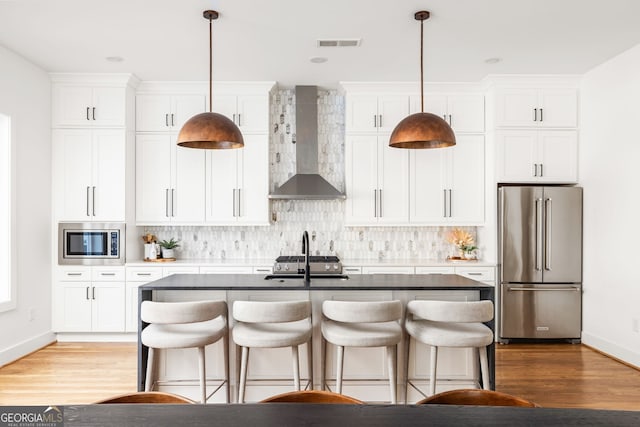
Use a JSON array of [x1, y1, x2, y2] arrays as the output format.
[[0, 342, 639, 409]]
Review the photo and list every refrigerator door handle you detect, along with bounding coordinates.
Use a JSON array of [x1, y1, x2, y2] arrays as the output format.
[[545, 198, 552, 271], [535, 198, 543, 271], [508, 286, 580, 292]]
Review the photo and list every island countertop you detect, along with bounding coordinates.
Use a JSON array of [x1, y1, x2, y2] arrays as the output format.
[[139, 273, 494, 291]]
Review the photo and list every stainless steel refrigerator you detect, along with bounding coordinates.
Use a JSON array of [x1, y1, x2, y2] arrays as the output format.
[[498, 186, 582, 343]]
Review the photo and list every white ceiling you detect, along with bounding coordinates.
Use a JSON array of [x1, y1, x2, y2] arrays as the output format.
[[1, 0, 640, 88]]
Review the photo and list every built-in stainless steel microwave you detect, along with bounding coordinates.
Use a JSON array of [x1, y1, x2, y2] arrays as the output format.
[[58, 222, 125, 265]]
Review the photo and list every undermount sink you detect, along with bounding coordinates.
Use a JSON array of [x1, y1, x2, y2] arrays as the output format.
[[264, 274, 350, 281]]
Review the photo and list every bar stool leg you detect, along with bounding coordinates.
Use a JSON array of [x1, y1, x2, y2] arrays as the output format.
[[387, 345, 397, 404], [292, 345, 300, 391], [429, 346, 438, 396], [223, 333, 230, 403], [145, 347, 155, 392], [321, 336, 327, 391], [306, 339, 313, 390], [239, 346, 250, 403], [336, 345, 344, 394], [478, 346, 490, 390], [197, 346, 207, 403], [404, 334, 411, 403]]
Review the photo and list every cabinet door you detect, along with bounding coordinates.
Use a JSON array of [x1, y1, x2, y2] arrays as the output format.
[[448, 135, 485, 224], [378, 136, 409, 224], [92, 129, 125, 221], [345, 94, 378, 132], [377, 95, 409, 132], [53, 86, 94, 127], [447, 94, 485, 133], [54, 129, 94, 220], [237, 134, 269, 224], [92, 282, 125, 332], [537, 131, 578, 182], [54, 282, 92, 332], [415, 94, 447, 119], [494, 88, 538, 127], [173, 144, 206, 223], [136, 95, 172, 132], [125, 282, 143, 332], [236, 95, 269, 133], [538, 89, 577, 128], [496, 131, 538, 182], [345, 135, 378, 225], [92, 87, 126, 127], [212, 94, 238, 125], [409, 148, 447, 223], [171, 95, 205, 130], [206, 149, 237, 223], [136, 134, 172, 223]]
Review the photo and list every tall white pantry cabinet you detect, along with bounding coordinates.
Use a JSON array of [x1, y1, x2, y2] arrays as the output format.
[[51, 73, 138, 333]]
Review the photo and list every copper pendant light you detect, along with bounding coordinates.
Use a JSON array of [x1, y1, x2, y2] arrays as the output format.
[[389, 11, 455, 149], [177, 10, 244, 149]]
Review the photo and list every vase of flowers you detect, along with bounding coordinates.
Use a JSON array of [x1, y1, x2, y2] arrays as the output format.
[[446, 228, 477, 260]]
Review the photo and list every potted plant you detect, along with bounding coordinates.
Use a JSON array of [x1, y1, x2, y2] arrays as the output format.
[[159, 238, 180, 259]]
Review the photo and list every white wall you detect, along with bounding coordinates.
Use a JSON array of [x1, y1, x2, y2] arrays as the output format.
[[0, 45, 55, 365], [580, 43, 640, 367]]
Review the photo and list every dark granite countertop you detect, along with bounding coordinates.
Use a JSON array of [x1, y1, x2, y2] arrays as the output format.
[[140, 273, 493, 291]]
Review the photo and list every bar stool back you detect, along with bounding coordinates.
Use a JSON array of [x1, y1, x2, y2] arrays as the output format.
[[321, 300, 403, 404], [405, 300, 493, 398], [141, 300, 229, 403], [232, 300, 313, 403]]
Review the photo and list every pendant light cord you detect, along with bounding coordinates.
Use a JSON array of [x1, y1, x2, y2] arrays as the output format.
[[420, 17, 424, 113], [209, 16, 213, 113]]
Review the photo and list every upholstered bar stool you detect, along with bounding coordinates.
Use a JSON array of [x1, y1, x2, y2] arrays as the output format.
[[141, 300, 229, 404], [232, 300, 313, 403], [321, 300, 403, 404], [404, 300, 494, 398]]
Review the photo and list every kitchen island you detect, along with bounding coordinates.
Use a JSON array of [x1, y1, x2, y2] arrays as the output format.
[[138, 273, 494, 402]]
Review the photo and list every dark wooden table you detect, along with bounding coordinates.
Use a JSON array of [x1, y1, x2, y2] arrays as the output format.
[[138, 273, 496, 395], [65, 403, 640, 426]]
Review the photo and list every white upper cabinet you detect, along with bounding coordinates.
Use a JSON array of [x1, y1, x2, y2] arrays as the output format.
[[345, 94, 409, 133], [53, 85, 126, 128], [136, 94, 205, 132], [494, 88, 577, 128], [410, 135, 485, 224], [345, 134, 410, 225], [206, 134, 269, 225], [496, 130, 578, 183], [214, 94, 270, 133], [135, 134, 206, 224], [412, 93, 485, 133], [53, 129, 125, 221]]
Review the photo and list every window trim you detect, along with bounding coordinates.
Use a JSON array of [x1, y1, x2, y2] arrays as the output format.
[[0, 113, 16, 312]]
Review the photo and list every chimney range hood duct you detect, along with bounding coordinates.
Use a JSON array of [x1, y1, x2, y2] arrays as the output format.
[[269, 86, 346, 200]]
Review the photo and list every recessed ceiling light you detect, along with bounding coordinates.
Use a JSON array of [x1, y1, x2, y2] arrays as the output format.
[[310, 57, 328, 64], [105, 56, 124, 63], [484, 57, 502, 64]]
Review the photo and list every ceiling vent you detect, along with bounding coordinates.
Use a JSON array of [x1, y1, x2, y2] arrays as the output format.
[[316, 39, 361, 48]]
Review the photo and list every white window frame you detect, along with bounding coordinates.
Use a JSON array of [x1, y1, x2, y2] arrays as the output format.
[[0, 113, 16, 312]]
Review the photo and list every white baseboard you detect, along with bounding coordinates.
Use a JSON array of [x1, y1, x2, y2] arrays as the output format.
[[55, 333, 137, 343], [581, 331, 640, 368], [0, 331, 57, 367]]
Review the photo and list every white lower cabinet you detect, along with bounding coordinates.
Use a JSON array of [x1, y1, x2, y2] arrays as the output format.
[[361, 266, 414, 275], [54, 266, 125, 332]]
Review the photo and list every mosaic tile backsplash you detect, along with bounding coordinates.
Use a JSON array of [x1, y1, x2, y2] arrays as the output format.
[[145, 89, 477, 261]]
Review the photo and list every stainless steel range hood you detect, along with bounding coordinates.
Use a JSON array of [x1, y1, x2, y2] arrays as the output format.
[[269, 86, 345, 200]]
